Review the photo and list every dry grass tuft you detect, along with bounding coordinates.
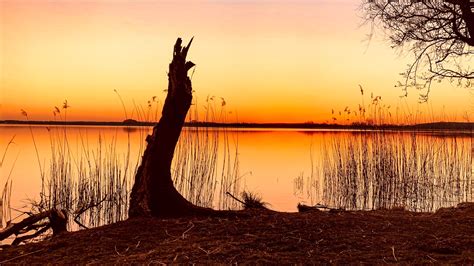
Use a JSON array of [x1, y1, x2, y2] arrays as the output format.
[[242, 191, 267, 210]]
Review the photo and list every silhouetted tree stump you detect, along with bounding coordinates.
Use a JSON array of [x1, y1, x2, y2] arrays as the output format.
[[129, 38, 213, 218]]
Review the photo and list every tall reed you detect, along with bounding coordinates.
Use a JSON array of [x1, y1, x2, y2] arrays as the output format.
[[0, 136, 16, 227], [316, 86, 473, 211], [172, 97, 241, 210], [38, 126, 134, 229], [35, 96, 241, 230], [320, 130, 472, 212]]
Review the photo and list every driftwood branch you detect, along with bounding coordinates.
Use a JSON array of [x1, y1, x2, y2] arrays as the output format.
[[73, 196, 107, 230], [0, 209, 67, 244], [11, 226, 50, 246], [297, 203, 344, 212]]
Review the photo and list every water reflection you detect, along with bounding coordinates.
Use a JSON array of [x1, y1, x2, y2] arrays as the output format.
[[0, 126, 472, 228], [295, 130, 473, 212]]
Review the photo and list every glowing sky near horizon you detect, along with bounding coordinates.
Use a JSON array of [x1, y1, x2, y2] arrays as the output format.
[[1, 0, 472, 123]]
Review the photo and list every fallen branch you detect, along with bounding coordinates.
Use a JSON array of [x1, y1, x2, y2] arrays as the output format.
[[225, 192, 245, 205], [73, 196, 107, 229], [0, 211, 50, 240], [11, 226, 50, 246], [297, 203, 344, 212], [0, 209, 67, 244], [21, 221, 49, 234], [0, 249, 44, 264], [74, 217, 89, 230]]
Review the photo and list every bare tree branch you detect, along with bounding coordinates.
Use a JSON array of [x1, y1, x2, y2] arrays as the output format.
[[362, 0, 474, 101]]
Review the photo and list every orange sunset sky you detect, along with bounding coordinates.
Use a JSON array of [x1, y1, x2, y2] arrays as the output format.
[[1, 0, 473, 123]]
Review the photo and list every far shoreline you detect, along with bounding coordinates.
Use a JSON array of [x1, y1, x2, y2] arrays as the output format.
[[1, 120, 473, 131]]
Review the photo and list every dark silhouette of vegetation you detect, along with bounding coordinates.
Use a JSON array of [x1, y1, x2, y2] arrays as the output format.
[[226, 191, 268, 210], [129, 38, 216, 217], [320, 130, 472, 212], [1, 120, 473, 131], [0, 209, 67, 246], [241, 192, 267, 209], [362, 0, 474, 101]]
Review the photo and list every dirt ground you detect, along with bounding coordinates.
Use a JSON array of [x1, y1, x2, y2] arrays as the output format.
[[1, 203, 474, 264]]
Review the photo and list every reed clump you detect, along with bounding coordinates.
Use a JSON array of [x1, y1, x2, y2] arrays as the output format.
[[321, 130, 472, 212], [32, 96, 241, 230], [38, 126, 133, 230], [241, 191, 268, 209], [172, 96, 241, 210], [316, 86, 473, 212]]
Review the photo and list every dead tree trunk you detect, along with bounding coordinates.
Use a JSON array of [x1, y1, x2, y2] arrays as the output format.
[[129, 38, 212, 218]]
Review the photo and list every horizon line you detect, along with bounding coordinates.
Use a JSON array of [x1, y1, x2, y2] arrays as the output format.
[[1, 120, 473, 131]]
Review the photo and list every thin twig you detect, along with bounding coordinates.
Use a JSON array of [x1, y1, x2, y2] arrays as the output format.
[[226, 192, 245, 205], [0, 249, 44, 263], [114, 245, 129, 257], [427, 254, 437, 262], [74, 217, 89, 230], [288, 236, 310, 243], [198, 246, 210, 255], [391, 246, 398, 262], [181, 222, 194, 239]]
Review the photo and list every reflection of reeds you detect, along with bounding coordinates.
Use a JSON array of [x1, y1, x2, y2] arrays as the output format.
[[293, 141, 320, 205], [173, 127, 241, 210], [33, 96, 241, 231], [173, 97, 241, 210], [320, 130, 472, 212], [38, 127, 134, 229], [26, 99, 137, 230], [0, 139, 15, 227]]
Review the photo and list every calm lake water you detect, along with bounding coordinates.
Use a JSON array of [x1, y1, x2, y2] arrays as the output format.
[[1, 125, 472, 218]]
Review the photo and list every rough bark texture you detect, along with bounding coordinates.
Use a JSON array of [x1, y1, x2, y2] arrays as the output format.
[[129, 38, 212, 218]]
